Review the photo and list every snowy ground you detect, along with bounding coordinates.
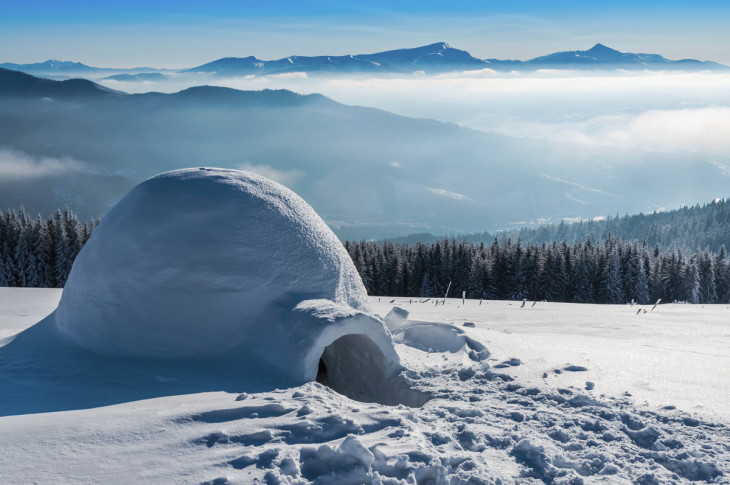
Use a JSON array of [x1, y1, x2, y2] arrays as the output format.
[[0, 287, 61, 339], [1, 289, 728, 484], [371, 297, 730, 423]]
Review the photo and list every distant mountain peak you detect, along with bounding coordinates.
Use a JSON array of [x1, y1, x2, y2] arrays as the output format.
[[34, 59, 91, 70], [588, 43, 610, 51], [519, 42, 726, 70], [585, 43, 622, 56], [186, 42, 486, 75]]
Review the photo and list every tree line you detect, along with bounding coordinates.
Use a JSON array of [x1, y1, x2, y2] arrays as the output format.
[[344, 237, 730, 304], [2, 205, 729, 305], [0, 207, 98, 288]]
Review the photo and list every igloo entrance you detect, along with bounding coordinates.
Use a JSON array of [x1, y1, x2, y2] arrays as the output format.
[[315, 333, 430, 408]]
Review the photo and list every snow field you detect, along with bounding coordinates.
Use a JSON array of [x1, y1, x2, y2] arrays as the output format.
[[0, 287, 60, 339], [55, 168, 372, 362], [372, 297, 730, 422], [1, 290, 729, 483]]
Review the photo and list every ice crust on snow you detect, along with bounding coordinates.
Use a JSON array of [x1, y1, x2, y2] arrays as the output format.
[[51, 168, 404, 392]]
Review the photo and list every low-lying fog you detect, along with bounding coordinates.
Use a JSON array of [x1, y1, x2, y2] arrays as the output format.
[[101, 69, 730, 154]]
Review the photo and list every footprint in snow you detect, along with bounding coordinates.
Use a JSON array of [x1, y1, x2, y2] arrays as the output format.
[[190, 403, 295, 423], [493, 358, 521, 369]]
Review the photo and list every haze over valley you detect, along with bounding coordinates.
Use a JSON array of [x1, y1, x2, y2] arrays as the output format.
[[1, 42, 729, 239]]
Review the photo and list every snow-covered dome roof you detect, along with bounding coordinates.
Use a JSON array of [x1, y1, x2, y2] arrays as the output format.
[[53, 168, 408, 398]]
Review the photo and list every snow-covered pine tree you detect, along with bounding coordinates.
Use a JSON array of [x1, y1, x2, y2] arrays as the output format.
[[602, 246, 625, 304], [14, 223, 36, 287], [697, 250, 716, 303], [715, 247, 730, 302], [522, 246, 541, 301], [571, 247, 594, 303], [0, 242, 12, 287], [33, 216, 54, 288], [419, 271, 433, 298], [53, 210, 70, 287], [510, 239, 529, 300]]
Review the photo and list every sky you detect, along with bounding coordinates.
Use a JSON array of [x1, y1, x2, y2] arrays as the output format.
[[2, 0, 730, 68]]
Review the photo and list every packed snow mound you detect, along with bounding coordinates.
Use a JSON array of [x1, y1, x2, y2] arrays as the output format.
[[384, 307, 489, 362], [54, 168, 374, 370]]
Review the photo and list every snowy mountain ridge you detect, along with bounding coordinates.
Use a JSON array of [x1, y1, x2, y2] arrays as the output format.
[[0, 59, 167, 76], [2, 42, 726, 78], [522, 42, 724, 69], [186, 42, 487, 75], [186, 42, 730, 74]]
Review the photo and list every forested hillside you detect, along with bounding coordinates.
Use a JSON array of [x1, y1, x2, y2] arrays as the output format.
[[489, 198, 730, 253], [391, 198, 730, 253]]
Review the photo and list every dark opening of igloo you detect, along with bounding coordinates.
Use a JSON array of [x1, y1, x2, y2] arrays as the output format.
[[316, 358, 328, 386], [316, 334, 430, 408]]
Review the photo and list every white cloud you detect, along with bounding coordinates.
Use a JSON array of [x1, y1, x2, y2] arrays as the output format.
[[237, 163, 304, 188], [463, 106, 730, 153], [258, 70, 730, 154], [709, 160, 730, 176], [98, 69, 730, 154], [265, 72, 308, 81], [603, 107, 730, 153], [0, 150, 83, 179]]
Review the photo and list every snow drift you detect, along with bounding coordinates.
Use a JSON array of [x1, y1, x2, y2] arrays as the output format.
[[46, 167, 424, 405]]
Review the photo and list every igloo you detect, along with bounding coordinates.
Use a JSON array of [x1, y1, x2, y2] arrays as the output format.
[[53, 168, 426, 406]]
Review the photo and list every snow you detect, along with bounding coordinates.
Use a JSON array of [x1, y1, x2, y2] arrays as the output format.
[[1, 290, 729, 483], [372, 298, 730, 422], [36, 167, 408, 404], [0, 168, 728, 483], [2, 169, 427, 416], [0, 287, 60, 339], [54, 168, 371, 360]]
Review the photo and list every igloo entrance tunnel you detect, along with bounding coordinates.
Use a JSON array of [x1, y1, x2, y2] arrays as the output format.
[[316, 335, 428, 406], [52, 168, 428, 407]]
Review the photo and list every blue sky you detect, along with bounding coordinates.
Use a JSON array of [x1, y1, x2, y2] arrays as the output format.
[[2, 0, 730, 67]]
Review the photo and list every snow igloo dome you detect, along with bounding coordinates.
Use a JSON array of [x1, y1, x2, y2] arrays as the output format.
[[54, 168, 419, 404]]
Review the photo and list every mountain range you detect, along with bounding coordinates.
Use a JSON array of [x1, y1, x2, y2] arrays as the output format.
[[0, 59, 167, 76], [1, 67, 727, 240], [189, 43, 728, 75], [2, 43, 726, 79]]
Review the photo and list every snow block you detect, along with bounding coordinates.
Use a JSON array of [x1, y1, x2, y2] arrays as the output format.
[[383, 306, 409, 332], [52, 168, 405, 396]]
